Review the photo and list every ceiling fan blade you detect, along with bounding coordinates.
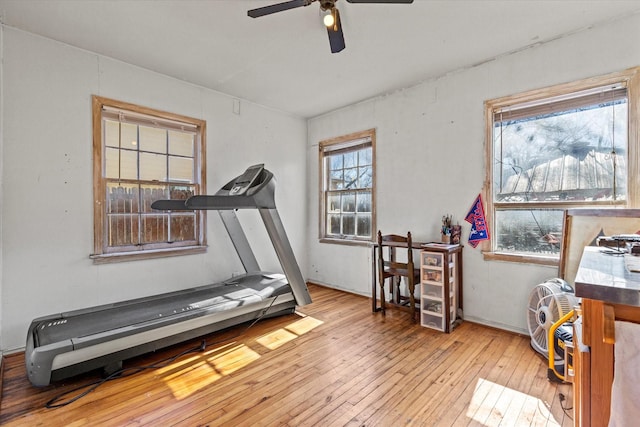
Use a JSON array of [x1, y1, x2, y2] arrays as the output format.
[[327, 9, 345, 53], [248, 0, 312, 18], [346, 0, 413, 3]]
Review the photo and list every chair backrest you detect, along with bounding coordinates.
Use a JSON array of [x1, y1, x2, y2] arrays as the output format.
[[377, 230, 415, 274]]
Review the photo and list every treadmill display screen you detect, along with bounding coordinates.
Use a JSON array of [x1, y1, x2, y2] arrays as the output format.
[[229, 164, 264, 195]]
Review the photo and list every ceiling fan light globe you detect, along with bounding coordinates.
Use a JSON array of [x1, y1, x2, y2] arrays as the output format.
[[323, 13, 335, 27]]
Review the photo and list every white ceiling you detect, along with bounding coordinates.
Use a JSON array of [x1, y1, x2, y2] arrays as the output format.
[[1, 0, 640, 118]]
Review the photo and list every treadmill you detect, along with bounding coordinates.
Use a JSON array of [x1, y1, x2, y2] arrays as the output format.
[[25, 164, 311, 387]]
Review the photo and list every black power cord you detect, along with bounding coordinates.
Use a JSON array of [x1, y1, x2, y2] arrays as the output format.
[[558, 392, 573, 420], [45, 296, 278, 409], [45, 341, 205, 408]]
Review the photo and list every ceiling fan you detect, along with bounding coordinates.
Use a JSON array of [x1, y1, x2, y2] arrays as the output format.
[[247, 0, 414, 54]]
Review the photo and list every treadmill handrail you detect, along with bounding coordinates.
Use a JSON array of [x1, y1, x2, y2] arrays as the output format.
[[150, 165, 311, 307], [150, 168, 276, 211]]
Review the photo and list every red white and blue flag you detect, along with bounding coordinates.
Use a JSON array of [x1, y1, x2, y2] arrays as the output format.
[[465, 194, 489, 248]]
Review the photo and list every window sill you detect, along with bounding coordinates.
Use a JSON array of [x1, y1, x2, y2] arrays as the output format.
[[482, 251, 559, 267], [319, 237, 372, 247], [91, 245, 207, 264]]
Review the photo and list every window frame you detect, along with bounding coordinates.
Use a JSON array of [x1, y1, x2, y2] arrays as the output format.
[[92, 95, 207, 263], [318, 128, 376, 246], [483, 67, 640, 265]]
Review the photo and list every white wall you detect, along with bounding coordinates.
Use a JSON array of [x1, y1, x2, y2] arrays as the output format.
[[0, 24, 4, 354], [307, 13, 640, 334], [0, 28, 307, 351], [2, 13, 639, 353]]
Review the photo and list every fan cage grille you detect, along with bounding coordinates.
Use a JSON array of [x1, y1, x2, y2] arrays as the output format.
[[527, 281, 578, 356]]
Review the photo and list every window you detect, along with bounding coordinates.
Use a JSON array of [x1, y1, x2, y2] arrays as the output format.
[[319, 129, 376, 244], [92, 96, 207, 263], [484, 68, 639, 264]]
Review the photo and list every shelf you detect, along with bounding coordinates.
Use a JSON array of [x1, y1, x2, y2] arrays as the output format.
[[422, 270, 443, 283], [422, 300, 443, 314], [419, 247, 463, 333], [421, 312, 444, 330], [422, 283, 442, 296], [422, 253, 443, 268]]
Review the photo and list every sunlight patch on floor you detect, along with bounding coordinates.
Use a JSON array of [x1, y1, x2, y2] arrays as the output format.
[[256, 314, 324, 350], [160, 343, 260, 400], [286, 315, 324, 335], [466, 378, 560, 426], [159, 315, 323, 399]]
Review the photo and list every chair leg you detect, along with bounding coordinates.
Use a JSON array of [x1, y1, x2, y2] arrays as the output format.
[[394, 278, 402, 304], [379, 278, 386, 314], [408, 281, 417, 323]]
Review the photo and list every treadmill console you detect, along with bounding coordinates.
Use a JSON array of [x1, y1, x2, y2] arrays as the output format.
[[229, 164, 264, 195]]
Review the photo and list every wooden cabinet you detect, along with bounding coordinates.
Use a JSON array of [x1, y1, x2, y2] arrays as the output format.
[[573, 247, 640, 426], [419, 245, 463, 333], [572, 316, 590, 427]]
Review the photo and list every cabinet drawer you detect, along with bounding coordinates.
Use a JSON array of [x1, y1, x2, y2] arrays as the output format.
[[421, 312, 444, 330], [422, 283, 442, 298], [422, 253, 443, 268], [422, 269, 443, 284], [422, 299, 443, 314]]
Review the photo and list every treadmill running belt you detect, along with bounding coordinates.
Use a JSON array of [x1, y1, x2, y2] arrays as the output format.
[[33, 274, 289, 347]]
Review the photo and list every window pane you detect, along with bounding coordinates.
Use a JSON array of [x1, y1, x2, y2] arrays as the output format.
[[344, 151, 356, 168], [357, 215, 371, 237], [342, 192, 356, 213], [169, 130, 194, 157], [344, 168, 358, 189], [105, 120, 120, 148], [140, 152, 167, 181], [494, 209, 564, 255], [358, 165, 373, 188], [328, 214, 341, 235], [342, 214, 355, 235], [107, 183, 139, 214], [120, 123, 138, 150], [328, 194, 340, 212], [140, 184, 169, 213], [170, 185, 195, 202], [329, 154, 342, 170], [139, 126, 166, 154], [359, 148, 372, 166], [169, 156, 194, 182], [329, 169, 343, 190], [141, 214, 168, 244], [107, 214, 139, 246], [105, 147, 138, 180], [356, 192, 371, 212], [494, 101, 627, 203], [170, 213, 196, 242]]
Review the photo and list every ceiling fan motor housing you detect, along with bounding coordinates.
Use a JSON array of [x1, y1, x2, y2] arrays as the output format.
[[320, 0, 337, 11]]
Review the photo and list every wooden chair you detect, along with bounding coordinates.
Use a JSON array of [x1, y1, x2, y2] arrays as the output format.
[[377, 231, 421, 322]]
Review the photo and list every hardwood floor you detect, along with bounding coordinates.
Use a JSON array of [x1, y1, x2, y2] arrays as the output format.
[[1, 284, 573, 426]]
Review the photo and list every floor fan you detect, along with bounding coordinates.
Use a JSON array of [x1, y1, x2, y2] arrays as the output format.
[[526, 278, 579, 382]]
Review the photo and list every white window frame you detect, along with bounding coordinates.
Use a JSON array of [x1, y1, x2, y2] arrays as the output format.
[[483, 67, 640, 265], [319, 129, 376, 245]]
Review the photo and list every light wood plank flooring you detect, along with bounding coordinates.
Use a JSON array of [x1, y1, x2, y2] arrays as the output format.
[[0, 284, 573, 426]]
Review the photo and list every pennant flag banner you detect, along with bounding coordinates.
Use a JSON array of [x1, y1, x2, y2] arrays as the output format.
[[465, 194, 489, 248]]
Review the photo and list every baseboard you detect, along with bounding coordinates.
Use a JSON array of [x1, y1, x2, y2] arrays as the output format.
[[0, 353, 4, 408], [307, 281, 531, 338], [463, 315, 529, 337], [306, 280, 370, 299]]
